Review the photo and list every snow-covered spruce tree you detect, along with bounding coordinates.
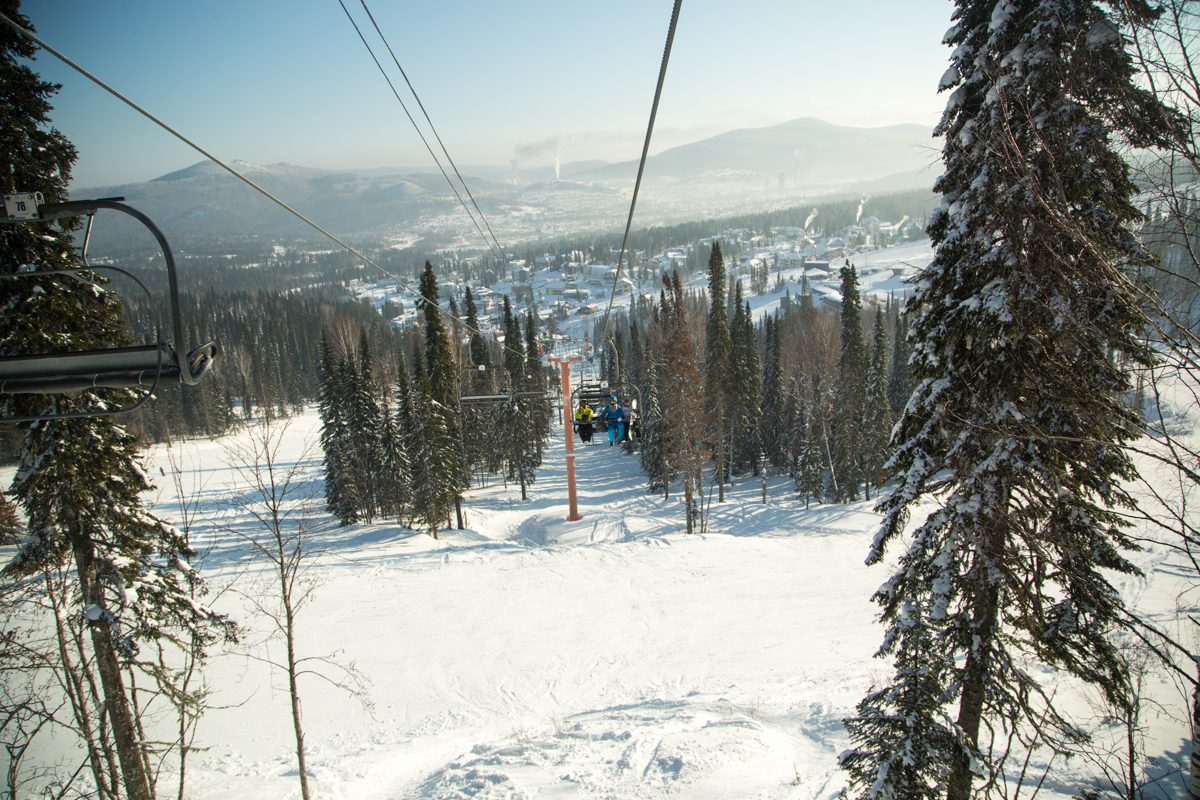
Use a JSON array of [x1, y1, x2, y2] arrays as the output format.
[[502, 296, 524, 387], [417, 261, 467, 533], [406, 347, 447, 536], [345, 329, 381, 523], [796, 373, 826, 509], [842, 1, 1176, 797], [394, 348, 425, 529], [832, 264, 866, 501], [522, 311, 551, 455], [317, 329, 347, 516], [331, 354, 363, 525], [640, 343, 667, 493], [704, 242, 733, 500], [0, 7, 231, 796], [376, 379, 411, 521], [464, 286, 490, 371], [760, 314, 788, 472], [886, 309, 913, 417], [501, 316, 542, 500], [661, 271, 707, 532], [860, 308, 893, 500], [730, 288, 762, 477]]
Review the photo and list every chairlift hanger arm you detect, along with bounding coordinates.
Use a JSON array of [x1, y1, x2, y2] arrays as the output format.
[[0, 196, 218, 422], [0, 196, 213, 388]]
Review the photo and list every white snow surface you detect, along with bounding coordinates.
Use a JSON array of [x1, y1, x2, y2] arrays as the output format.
[[13, 367, 1200, 797], [130, 414, 887, 800]]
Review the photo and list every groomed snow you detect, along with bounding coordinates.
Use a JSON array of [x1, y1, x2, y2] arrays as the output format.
[[11, 363, 1198, 798], [137, 414, 890, 799]]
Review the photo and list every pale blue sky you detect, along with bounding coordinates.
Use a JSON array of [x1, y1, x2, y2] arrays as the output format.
[[20, 0, 955, 189]]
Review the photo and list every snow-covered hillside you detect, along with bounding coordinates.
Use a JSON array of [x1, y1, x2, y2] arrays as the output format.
[[26, 390, 1184, 800]]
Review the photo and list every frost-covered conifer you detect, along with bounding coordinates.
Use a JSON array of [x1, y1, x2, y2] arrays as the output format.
[[661, 272, 706, 530], [832, 265, 866, 501], [860, 309, 893, 499], [345, 329, 381, 522], [419, 261, 467, 531], [464, 286, 489, 371], [704, 242, 733, 498], [796, 374, 826, 509], [377, 376, 411, 521], [730, 287, 762, 476], [640, 346, 667, 493], [502, 296, 524, 387], [886, 311, 913, 416], [843, 0, 1176, 796], [760, 315, 787, 471], [332, 355, 363, 526], [318, 330, 347, 516]]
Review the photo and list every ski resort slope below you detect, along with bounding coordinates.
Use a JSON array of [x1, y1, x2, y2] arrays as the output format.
[[135, 413, 886, 800], [30, 396, 1189, 800]]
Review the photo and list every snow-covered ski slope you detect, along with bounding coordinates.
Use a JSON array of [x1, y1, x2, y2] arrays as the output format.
[[108, 393, 1197, 800]]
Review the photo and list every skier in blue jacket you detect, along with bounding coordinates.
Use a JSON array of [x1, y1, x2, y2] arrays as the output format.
[[598, 397, 623, 446]]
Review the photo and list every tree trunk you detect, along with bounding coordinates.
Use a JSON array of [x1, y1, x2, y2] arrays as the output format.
[[90, 625, 153, 800], [75, 545, 153, 800], [684, 472, 695, 535], [285, 600, 311, 800], [946, 529, 1002, 800]]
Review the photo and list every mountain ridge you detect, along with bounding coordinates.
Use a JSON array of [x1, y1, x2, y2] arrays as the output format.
[[70, 118, 937, 240]]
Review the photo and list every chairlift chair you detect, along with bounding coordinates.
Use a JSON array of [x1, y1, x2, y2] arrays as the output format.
[[0, 195, 218, 422], [571, 379, 642, 441]]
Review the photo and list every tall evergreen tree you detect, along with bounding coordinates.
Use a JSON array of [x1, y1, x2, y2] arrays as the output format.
[[502, 296, 525, 387], [0, 9, 229, 797], [522, 312, 551, 452], [317, 330, 347, 517], [796, 373, 826, 509], [640, 344, 666, 492], [860, 308, 893, 500], [660, 271, 707, 533], [464, 286, 490, 375], [418, 261, 467, 532], [842, 1, 1176, 796], [886, 310, 914, 416], [395, 348, 425, 529], [345, 329, 381, 522], [409, 353, 437, 534], [704, 242, 733, 500], [760, 315, 787, 471], [376, 379, 410, 522], [729, 287, 762, 476], [331, 354, 363, 525], [832, 264, 866, 501]]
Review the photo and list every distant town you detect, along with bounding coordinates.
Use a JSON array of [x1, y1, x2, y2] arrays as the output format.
[[347, 216, 927, 344]]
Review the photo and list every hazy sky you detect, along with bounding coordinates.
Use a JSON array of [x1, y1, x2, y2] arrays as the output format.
[[19, 0, 956, 189]]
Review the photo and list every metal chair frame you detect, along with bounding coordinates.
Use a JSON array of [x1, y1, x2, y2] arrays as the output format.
[[0, 196, 218, 422]]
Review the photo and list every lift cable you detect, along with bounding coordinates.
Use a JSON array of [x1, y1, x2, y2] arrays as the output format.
[[335, 0, 507, 266], [357, 0, 509, 268], [598, 0, 683, 349], [0, 10, 532, 367]]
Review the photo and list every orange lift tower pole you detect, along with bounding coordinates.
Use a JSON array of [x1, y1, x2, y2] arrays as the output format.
[[549, 356, 583, 521]]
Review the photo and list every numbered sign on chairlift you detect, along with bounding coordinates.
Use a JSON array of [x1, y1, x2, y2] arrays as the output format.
[[3, 192, 43, 221]]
